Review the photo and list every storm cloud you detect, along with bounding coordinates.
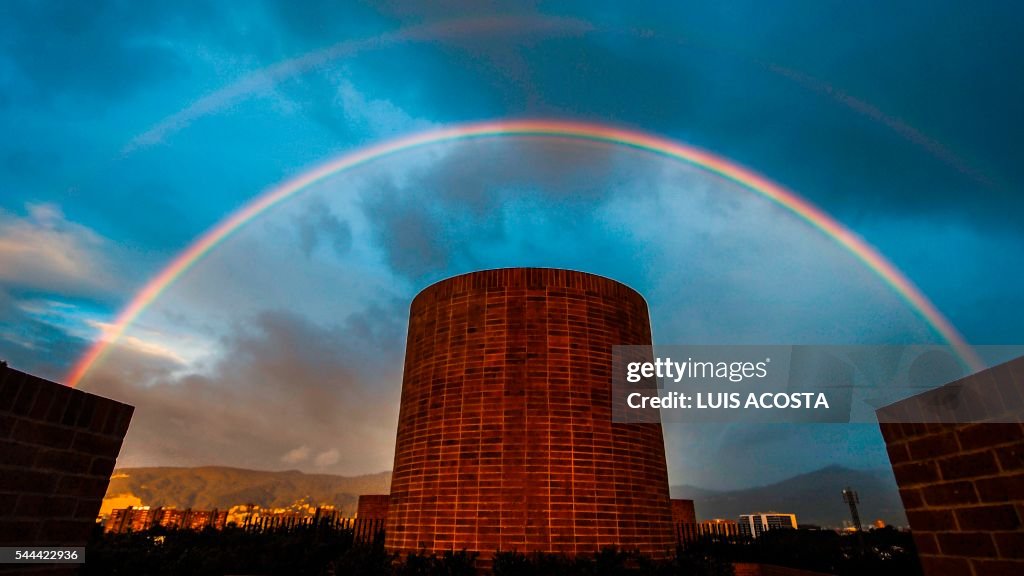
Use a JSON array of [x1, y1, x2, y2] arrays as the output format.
[[2, 1, 1022, 491], [86, 306, 405, 475]]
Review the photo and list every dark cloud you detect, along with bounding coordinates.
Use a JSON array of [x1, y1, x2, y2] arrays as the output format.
[[358, 138, 636, 283], [295, 197, 353, 258], [84, 305, 406, 475], [272, 14, 592, 140], [267, 0, 384, 45], [521, 32, 1013, 225], [0, 2, 190, 103], [306, 4, 1024, 230], [368, 1, 542, 21], [7, 1, 1020, 224], [362, 186, 453, 279], [4, 0, 1023, 490]]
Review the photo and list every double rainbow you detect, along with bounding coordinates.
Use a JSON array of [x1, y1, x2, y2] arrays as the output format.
[[67, 119, 981, 387]]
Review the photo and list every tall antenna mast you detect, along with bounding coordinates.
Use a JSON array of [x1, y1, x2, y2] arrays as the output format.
[[842, 487, 862, 531]]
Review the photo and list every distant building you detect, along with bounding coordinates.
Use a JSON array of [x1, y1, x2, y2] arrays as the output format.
[[230, 503, 348, 531], [698, 519, 739, 537], [669, 499, 696, 525], [105, 507, 227, 533], [738, 513, 798, 538], [356, 494, 389, 520], [156, 508, 186, 529], [676, 517, 740, 546], [353, 495, 389, 543], [223, 499, 344, 529], [106, 506, 156, 533], [181, 509, 227, 531], [700, 519, 737, 528]]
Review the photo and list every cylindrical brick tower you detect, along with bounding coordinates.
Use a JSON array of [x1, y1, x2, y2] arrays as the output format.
[[385, 268, 675, 558]]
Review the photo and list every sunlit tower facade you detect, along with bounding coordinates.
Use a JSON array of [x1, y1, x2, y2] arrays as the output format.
[[385, 268, 675, 558]]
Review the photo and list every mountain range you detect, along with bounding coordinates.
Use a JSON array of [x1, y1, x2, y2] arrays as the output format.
[[104, 467, 392, 516], [104, 464, 905, 527], [671, 465, 906, 527]]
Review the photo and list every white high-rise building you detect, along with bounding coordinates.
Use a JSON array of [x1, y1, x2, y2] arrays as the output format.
[[738, 512, 798, 538]]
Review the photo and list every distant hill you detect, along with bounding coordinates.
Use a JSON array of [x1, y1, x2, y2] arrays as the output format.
[[104, 467, 392, 515], [671, 465, 906, 528]]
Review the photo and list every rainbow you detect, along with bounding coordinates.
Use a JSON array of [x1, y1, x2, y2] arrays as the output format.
[[124, 16, 591, 152], [67, 119, 982, 387]]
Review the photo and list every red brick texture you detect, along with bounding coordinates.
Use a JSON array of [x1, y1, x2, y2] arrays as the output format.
[[385, 269, 675, 558], [0, 364, 133, 574], [670, 499, 696, 524], [357, 494, 390, 520], [877, 356, 1024, 576]]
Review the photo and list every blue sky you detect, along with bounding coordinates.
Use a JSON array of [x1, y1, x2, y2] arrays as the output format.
[[2, 1, 1023, 499]]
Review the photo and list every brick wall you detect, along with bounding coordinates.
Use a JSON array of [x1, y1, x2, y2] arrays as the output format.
[[356, 494, 389, 520], [0, 364, 134, 574], [670, 498, 696, 524], [877, 355, 1024, 576], [386, 268, 675, 558]]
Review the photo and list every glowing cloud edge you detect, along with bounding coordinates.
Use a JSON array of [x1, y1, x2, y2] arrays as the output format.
[[67, 119, 981, 387]]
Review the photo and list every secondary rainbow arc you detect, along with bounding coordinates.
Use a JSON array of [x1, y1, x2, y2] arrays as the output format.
[[67, 119, 982, 387]]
